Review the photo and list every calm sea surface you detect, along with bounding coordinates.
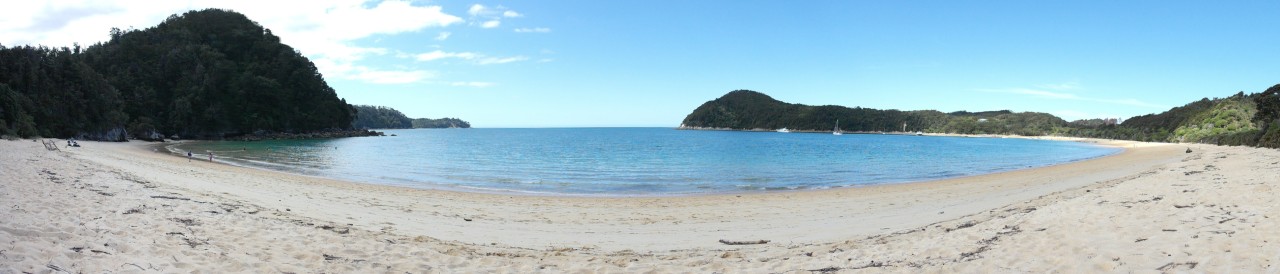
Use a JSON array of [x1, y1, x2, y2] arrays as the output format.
[[167, 128, 1120, 196]]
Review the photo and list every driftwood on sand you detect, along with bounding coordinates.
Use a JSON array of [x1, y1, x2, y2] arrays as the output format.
[[719, 239, 770, 245]]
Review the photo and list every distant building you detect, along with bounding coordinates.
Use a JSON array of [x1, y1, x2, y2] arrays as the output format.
[[978, 118, 988, 123]]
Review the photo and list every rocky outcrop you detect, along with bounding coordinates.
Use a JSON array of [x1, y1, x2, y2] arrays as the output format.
[[75, 127, 128, 142]]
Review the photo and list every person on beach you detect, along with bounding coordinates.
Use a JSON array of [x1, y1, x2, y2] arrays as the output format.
[[208, 152, 214, 162], [187, 151, 192, 162]]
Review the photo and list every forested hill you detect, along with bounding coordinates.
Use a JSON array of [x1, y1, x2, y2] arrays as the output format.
[[352, 105, 471, 129], [412, 118, 470, 129], [352, 105, 412, 129], [680, 90, 1066, 136], [0, 9, 357, 140], [682, 86, 1280, 148]]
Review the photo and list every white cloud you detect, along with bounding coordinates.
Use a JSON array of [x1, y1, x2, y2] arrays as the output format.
[[478, 56, 527, 65], [451, 81, 495, 88], [468, 4, 487, 16], [0, 0, 463, 85], [414, 50, 525, 65], [415, 50, 479, 61], [434, 31, 451, 41], [977, 84, 1165, 109], [465, 4, 520, 29], [514, 27, 550, 33], [313, 58, 435, 84]]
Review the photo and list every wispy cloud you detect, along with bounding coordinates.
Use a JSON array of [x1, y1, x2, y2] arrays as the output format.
[[514, 27, 550, 33], [468, 4, 487, 16], [434, 31, 451, 41], [0, 0, 463, 85], [450, 81, 495, 88], [977, 82, 1165, 109], [467, 4, 520, 29], [415, 50, 478, 61], [414, 50, 527, 65], [478, 56, 527, 65], [312, 58, 435, 84]]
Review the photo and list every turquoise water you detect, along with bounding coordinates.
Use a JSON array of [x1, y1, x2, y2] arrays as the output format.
[[168, 128, 1120, 196]]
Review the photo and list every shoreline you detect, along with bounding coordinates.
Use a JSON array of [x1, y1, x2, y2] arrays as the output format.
[[60, 138, 1176, 251], [151, 133, 1126, 198], [5, 137, 1278, 272]]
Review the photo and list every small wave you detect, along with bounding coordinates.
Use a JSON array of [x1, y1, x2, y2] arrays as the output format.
[[160, 128, 1122, 196]]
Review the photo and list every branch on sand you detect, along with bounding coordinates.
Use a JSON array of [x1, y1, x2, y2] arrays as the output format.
[[719, 239, 770, 245]]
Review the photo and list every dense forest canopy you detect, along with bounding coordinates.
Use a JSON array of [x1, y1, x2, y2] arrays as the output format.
[[352, 105, 412, 129], [683, 86, 1280, 148], [352, 105, 471, 129], [0, 45, 128, 140], [680, 90, 1068, 136], [0, 9, 359, 140], [412, 117, 471, 129]]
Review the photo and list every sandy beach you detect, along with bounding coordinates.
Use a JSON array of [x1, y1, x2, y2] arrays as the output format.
[[3, 137, 1279, 272]]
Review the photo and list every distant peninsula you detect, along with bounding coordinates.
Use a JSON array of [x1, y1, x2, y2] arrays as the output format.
[[352, 105, 470, 129], [681, 87, 1280, 148], [680, 90, 1065, 135]]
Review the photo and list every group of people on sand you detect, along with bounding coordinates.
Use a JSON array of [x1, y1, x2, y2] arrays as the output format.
[[65, 138, 80, 147]]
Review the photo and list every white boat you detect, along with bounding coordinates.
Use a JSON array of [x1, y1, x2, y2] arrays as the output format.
[[776, 128, 790, 133], [832, 119, 843, 135]]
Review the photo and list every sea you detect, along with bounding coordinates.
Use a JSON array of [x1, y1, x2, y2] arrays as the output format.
[[166, 127, 1121, 196]]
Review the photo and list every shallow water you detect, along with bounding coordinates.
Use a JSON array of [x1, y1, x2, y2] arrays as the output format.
[[169, 128, 1120, 196]]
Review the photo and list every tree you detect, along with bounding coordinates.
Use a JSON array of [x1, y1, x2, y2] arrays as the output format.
[[0, 9, 360, 140]]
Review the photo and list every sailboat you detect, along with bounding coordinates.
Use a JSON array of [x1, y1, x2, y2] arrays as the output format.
[[832, 119, 843, 135]]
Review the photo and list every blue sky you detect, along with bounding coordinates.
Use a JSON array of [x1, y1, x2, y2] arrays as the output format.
[[3, 1, 1278, 127]]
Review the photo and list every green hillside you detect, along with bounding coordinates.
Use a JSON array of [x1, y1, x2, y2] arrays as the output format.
[[680, 90, 1068, 136], [351, 104, 471, 129], [683, 85, 1280, 148], [0, 9, 358, 140]]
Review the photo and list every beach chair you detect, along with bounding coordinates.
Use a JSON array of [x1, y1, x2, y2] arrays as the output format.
[[41, 139, 60, 151]]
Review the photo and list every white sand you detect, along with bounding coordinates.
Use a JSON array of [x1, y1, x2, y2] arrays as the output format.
[[2, 138, 1277, 272]]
